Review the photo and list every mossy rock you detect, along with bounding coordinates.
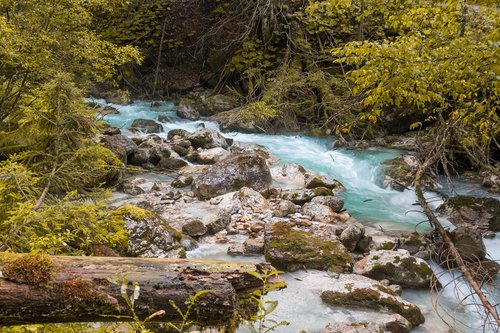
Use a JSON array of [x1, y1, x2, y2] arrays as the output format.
[[320, 274, 425, 327], [264, 222, 353, 272]]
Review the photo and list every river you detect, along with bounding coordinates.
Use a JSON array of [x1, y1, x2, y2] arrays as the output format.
[[95, 99, 499, 333]]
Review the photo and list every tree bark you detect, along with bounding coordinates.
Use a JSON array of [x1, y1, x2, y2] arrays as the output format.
[[0, 255, 281, 326]]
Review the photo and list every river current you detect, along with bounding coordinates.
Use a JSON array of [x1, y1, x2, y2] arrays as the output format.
[[95, 99, 499, 333]]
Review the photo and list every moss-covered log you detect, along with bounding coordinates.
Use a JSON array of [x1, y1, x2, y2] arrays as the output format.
[[0, 254, 282, 326]]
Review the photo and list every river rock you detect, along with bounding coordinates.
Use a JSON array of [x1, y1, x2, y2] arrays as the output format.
[[130, 119, 163, 134], [281, 188, 333, 205], [101, 105, 120, 115], [235, 187, 269, 213], [157, 157, 188, 170], [445, 225, 487, 263], [264, 222, 353, 272], [305, 174, 345, 192], [188, 129, 229, 149], [271, 163, 307, 187], [244, 238, 265, 255], [171, 175, 194, 188], [102, 125, 121, 136], [482, 171, 500, 193], [209, 107, 263, 133], [302, 202, 336, 223], [122, 210, 184, 258], [320, 274, 425, 327], [230, 141, 272, 161], [383, 156, 436, 191], [437, 195, 500, 232], [182, 219, 208, 237], [340, 224, 365, 251], [354, 249, 433, 288], [320, 314, 411, 333], [192, 153, 272, 200], [273, 200, 298, 217], [157, 115, 172, 123], [311, 196, 344, 213], [167, 128, 191, 140], [121, 178, 148, 195], [196, 147, 230, 164], [101, 134, 138, 163], [177, 97, 201, 120]]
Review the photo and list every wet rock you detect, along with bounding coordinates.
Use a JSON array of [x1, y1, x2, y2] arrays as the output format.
[[182, 219, 208, 237], [102, 92, 132, 105], [264, 222, 353, 272], [121, 178, 148, 195], [340, 224, 365, 252], [130, 119, 163, 134], [206, 211, 231, 234], [192, 153, 272, 200], [171, 175, 194, 188], [230, 141, 272, 161], [101, 105, 120, 115], [437, 195, 500, 232], [400, 232, 431, 255], [196, 147, 230, 164], [101, 134, 138, 163], [157, 157, 188, 170], [188, 129, 229, 149], [302, 202, 336, 223], [273, 200, 298, 217], [227, 243, 245, 256], [209, 107, 263, 133], [320, 314, 411, 333], [157, 115, 172, 123], [177, 97, 201, 120], [167, 128, 191, 140], [281, 188, 333, 205], [305, 175, 345, 192], [122, 210, 183, 258], [354, 249, 433, 288], [446, 225, 487, 262], [320, 274, 425, 327], [482, 171, 500, 193], [102, 125, 121, 136], [311, 196, 344, 213], [151, 180, 167, 192], [383, 156, 436, 191]]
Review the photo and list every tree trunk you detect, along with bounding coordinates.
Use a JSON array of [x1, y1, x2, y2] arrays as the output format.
[[0, 255, 281, 326]]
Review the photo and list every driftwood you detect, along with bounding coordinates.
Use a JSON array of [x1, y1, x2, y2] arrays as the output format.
[[0, 255, 282, 326]]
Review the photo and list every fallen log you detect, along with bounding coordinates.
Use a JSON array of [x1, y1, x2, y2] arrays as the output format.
[[0, 254, 283, 327]]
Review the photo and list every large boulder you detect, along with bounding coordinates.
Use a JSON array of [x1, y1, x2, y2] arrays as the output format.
[[101, 134, 138, 163], [302, 202, 336, 223], [121, 208, 185, 258], [311, 196, 344, 213], [264, 222, 353, 272], [182, 219, 208, 237], [167, 128, 191, 140], [130, 119, 163, 134], [444, 226, 487, 263], [192, 153, 272, 200], [235, 187, 269, 213], [305, 174, 345, 192], [209, 107, 264, 133], [205, 94, 240, 116], [437, 195, 500, 232], [157, 157, 188, 170], [340, 223, 365, 252], [196, 147, 230, 164], [188, 129, 229, 149], [177, 97, 201, 120], [354, 249, 433, 288], [321, 274, 425, 327]]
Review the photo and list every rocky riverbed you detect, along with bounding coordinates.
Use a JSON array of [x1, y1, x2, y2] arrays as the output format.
[[90, 99, 499, 333]]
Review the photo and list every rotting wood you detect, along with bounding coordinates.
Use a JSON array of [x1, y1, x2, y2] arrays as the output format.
[[0, 255, 283, 326]]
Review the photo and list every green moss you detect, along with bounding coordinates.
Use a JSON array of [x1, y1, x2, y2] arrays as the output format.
[[311, 187, 333, 196], [321, 288, 424, 326], [2, 254, 54, 286], [379, 241, 395, 250], [114, 204, 153, 220], [54, 278, 117, 313], [265, 223, 353, 272], [399, 257, 433, 277]]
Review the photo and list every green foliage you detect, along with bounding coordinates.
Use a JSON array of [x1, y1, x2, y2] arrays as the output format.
[[243, 269, 288, 333]]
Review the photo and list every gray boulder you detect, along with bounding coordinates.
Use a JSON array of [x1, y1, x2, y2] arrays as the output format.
[[192, 153, 272, 200], [311, 196, 344, 213], [321, 274, 425, 327], [354, 249, 433, 288], [196, 147, 230, 164], [130, 119, 163, 134], [188, 128, 229, 149], [177, 97, 200, 120]]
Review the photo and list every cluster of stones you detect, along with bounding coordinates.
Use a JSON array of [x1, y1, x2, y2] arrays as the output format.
[[101, 126, 483, 332]]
